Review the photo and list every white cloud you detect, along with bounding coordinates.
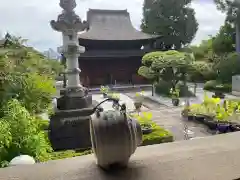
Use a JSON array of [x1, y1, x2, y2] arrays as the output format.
[[0, 0, 226, 51], [191, 1, 226, 44]]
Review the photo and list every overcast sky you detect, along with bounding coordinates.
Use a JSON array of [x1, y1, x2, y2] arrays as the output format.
[[0, 0, 226, 52]]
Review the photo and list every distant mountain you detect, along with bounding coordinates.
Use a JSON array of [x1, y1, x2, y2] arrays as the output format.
[[43, 48, 61, 60]]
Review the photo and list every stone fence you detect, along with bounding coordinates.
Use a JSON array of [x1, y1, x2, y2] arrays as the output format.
[[1, 132, 240, 180]]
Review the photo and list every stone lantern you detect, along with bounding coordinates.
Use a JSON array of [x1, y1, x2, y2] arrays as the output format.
[[49, 0, 93, 150]]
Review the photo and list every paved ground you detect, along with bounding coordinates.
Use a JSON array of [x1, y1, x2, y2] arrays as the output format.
[[144, 84, 238, 107], [125, 92, 214, 141], [92, 94, 148, 111]]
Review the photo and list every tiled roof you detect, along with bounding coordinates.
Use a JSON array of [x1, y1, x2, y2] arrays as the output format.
[[78, 9, 160, 41]]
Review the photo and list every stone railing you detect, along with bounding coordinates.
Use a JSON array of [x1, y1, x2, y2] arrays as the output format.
[[1, 132, 240, 180]]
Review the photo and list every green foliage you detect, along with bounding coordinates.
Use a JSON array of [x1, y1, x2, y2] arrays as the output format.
[[139, 50, 193, 90], [154, 80, 194, 97], [108, 93, 120, 100], [1, 72, 56, 115], [189, 61, 217, 81], [212, 23, 235, 55], [0, 33, 62, 116], [141, 0, 198, 50], [130, 112, 173, 145], [38, 119, 50, 131], [214, 0, 240, 23], [170, 88, 180, 99], [100, 86, 109, 94], [215, 52, 240, 82], [204, 80, 232, 93], [188, 93, 240, 123], [154, 80, 172, 95], [188, 23, 237, 83], [0, 99, 52, 167]]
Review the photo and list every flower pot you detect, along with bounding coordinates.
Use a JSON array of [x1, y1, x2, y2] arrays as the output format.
[[203, 118, 217, 130], [172, 98, 179, 106], [181, 109, 189, 118], [187, 115, 195, 121], [112, 101, 120, 110], [192, 114, 206, 123], [134, 102, 142, 110], [229, 123, 240, 132], [212, 92, 225, 99], [217, 123, 230, 133], [141, 124, 153, 135]]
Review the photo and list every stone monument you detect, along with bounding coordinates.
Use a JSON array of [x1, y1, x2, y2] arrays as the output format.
[[232, 75, 240, 96], [49, 0, 93, 150]]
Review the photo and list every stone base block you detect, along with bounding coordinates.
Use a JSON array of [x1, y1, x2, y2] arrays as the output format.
[[49, 111, 92, 151], [57, 89, 92, 110], [232, 91, 240, 96]]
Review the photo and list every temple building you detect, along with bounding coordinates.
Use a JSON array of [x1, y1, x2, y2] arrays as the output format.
[[78, 9, 160, 86]]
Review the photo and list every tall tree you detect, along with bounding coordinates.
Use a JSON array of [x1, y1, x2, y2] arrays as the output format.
[[214, 0, 240, 52], [141, 0, 198, 50], [212, 22, 235, 56]]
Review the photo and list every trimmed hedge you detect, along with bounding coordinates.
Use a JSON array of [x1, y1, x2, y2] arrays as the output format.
[[154, 80, 172, 95], [155, 80, 195, 97], [204, 80, 231, 93]]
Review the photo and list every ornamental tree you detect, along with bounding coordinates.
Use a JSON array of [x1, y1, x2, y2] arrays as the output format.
[[138, 50, 193, 90]]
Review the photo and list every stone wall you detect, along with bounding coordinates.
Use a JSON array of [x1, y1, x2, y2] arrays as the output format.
[[1, 132, 240, 180]]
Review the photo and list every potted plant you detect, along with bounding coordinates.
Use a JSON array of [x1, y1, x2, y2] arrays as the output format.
[[111, 93, 120, 110], [212, 85, 225, 99], [134, 91, 144, 111], [140, 123, 153, 134], [130, 112, 153, 134], [100, 86, 109, 98], [170, 88, 180, 106]]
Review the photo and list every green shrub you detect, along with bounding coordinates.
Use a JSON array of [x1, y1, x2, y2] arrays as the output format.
[[130, 112, 173, 146], [0, 99, 52, 167], [204, 80, 231, 92], [155, 81, 195, 97], [154, 80, 172, 96], [1, 72, 56, 115], [38, 119, 50, 131], [176, 82, 195, 97]]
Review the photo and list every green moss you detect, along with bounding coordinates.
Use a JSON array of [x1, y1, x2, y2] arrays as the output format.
[[46, 150, 93, 161], [142, 125, 173, 146]]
